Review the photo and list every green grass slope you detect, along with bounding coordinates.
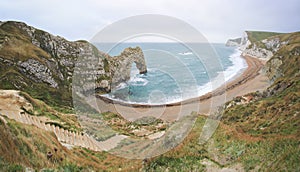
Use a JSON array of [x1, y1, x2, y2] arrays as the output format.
[[0, 21, 73, 108], [144, 31, 300, 171], [0, 21, 111, 109], [246, 31, 283, 43], [1, 22, 299, 171], [223, 36, 300, 136], [0, 117, 142, 171]]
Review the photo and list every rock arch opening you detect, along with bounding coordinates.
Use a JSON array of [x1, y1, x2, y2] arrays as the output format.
[[107, 47, 147, 90]]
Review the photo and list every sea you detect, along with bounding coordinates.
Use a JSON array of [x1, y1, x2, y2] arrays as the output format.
[[95, 43, 247, 105]]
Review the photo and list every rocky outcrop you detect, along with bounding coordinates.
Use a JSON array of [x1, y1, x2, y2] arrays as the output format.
[[0, 21, 111, 94], [226, 31, 300, 85], [262, 38, 288, 52], [225, 38, 242, 47], [263, 42, 300, 83], [242, 44, 274, 60], [263, 57, 283, 82], [108, 47, 147, 90], [241, 37, 288, 60], [0, 21, 147, 106], [226, 32, 288, 60], [18, 59, 58, 88]]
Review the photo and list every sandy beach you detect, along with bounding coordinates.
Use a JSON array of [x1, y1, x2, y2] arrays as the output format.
[[93, 55, 270, 122]]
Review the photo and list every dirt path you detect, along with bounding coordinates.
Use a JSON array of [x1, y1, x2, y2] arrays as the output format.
[[0, 90, 127, 152], [0, 56, 270, 154]]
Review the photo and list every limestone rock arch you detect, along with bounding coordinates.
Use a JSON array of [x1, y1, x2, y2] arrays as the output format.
[[108, 47, 147, 90]]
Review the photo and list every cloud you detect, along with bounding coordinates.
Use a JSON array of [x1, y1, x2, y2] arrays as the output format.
[[0, 0, 299, 42]]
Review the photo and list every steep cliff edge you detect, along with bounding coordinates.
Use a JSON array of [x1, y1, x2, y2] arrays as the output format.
[[225, 37, 242, 47], [226, 31, 299, 82], [242, 31, 290, 60], [224, 31, 300, 133], [226, 31, 287, 60], [0, 21, 147, 107], [262, 32, 300, 83], [220, 31, 300, 171]]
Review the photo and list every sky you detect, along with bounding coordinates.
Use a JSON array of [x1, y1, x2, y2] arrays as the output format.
[[0, 0, 299, 43]]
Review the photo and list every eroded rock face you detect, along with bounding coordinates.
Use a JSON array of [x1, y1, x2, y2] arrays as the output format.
[[18, 59, 58, 88], [0, 21, 147, 101], [225, 31, 300, 86], [0, 21, 111, 94], [108, 47, 147, 90], [226, 32, 289, 60], [263, 57, 283, 82], [242, 44, 274, 60], [241, 38, 288, 60], [262, 38, 288, 52], [225, 38, 242, 47]]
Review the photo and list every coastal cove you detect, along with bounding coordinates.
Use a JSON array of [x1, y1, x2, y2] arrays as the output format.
[[97, 43, 248, 105], [94, 54, 270, 122], [0, 16, 299, 170]]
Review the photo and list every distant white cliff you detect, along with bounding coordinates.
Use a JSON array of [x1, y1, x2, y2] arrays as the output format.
[[226, 31, 288, 60]]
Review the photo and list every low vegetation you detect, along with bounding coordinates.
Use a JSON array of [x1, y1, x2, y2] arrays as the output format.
[[98, 112, 168, 137], [0, 21, 76, 108], [19, 91, 81, 132], [246, 31, 283, 43], [0, 23, 299, 171], [0, 117, 142, 171]]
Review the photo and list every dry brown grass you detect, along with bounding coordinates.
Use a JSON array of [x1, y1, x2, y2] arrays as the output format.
[[0, 36, 50, 63], [0, 117, 142, 171], [19, 91, 81, 132], [0, 118, 66, 168]]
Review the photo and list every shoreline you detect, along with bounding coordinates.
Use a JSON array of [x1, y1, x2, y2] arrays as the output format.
[[94, 55, 270, 121], [99, 48, 247, 107]]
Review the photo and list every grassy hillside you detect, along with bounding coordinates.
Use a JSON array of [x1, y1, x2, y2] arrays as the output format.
[[246, 31, 283, 43], [1, 110, 299, 171], [144, 31, 300, 171], [0, 21, 299, 171], [0, 22, 51, 61], [18, 91, 81, 132], [0, 117, 141, 171], [144, 117, 300, 171], [220, 32, 300, 170], [223, 33, 300, 136], [0, 21, 73, 108], [0, 21, 111, 109]]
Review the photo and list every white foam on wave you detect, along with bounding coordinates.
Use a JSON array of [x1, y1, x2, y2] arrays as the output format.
[[173, 48, 247, 104], [178, 51, 193, 56], [115, 82, 128, 90], [163, 48, 247, 104], [195, 48, 247, 97], [101, 48, 247, 105], [223, 49, 247, 82], [129, 76, 149, 86]]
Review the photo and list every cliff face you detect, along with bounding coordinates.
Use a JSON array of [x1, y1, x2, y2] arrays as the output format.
[[263, 32, 300, 83], [242, 36, 288, 60], [225, 38, 242, 47], [226, 31, 288, 60], [243, 31, 299, 83], [222, 31, 300, 149], [226, 30, 300, 85], [0, 21, 147, 107], [221, 33, 300, 171]]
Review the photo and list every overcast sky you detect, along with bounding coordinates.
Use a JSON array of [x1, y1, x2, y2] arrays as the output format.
[[1, 0, 299, 43]]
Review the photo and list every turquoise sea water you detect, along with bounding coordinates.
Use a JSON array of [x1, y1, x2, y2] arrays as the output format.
[[95, 43, 247, 105]]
